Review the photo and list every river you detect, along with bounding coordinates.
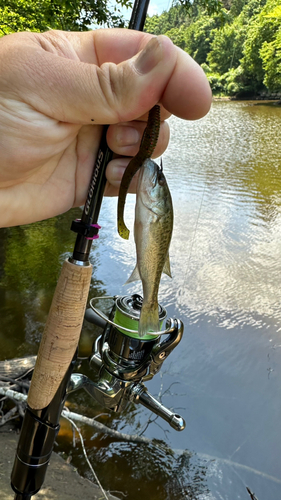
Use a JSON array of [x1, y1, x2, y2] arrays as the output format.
[[0, 100, 281, 500]]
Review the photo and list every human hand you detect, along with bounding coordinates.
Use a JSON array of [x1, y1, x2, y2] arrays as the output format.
[[0, 29, 211, 227]]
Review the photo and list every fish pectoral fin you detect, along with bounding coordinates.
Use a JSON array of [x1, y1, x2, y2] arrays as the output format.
[[163, 253, 172, 278], [125, 265, 141, 284]]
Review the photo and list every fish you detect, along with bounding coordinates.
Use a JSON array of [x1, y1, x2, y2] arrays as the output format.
[[126, 158, 173, 337], [117, 105, 161, 240]]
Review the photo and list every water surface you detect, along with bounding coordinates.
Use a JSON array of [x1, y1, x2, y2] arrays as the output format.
[[1, 101, 281, 500]]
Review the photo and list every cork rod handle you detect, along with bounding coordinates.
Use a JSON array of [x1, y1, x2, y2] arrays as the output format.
[[28, 259, 92, 410]]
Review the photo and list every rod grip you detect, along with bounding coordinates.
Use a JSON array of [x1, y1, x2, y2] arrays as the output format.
[[28, 259, 92, 410]]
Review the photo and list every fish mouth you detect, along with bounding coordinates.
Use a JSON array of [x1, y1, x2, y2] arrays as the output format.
[[151, 168, 164, 188], [157, 159, 165, 186], [145, 158, 166, 188]]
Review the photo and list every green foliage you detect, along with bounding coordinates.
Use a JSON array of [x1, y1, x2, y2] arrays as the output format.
[[265, 5, 281, 17], [241, 0, 281, 92], [184, 13, 219, 64], [145, 4, 191, 36], [237, 0, 266, 20], [260, 27, 281, 91], [164, 25, 187, 50], [203, 66, 246, 95], [0, 0, 132, 35], [175, 0, 223, 17], [229, 0, 247, 17], [146, 0, 281, 97], [207, 19, 246, 73]]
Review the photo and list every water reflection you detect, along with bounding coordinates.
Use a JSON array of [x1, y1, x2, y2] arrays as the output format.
[[0, 208, 107, 357], [58, 433, 211, 500]]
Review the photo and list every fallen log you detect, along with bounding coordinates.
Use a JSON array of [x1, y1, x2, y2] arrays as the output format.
[[0, 387, 151, 444], [0, 355, 36, 379]]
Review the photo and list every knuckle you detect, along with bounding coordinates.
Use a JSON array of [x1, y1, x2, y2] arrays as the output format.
[[97, 62, 125, 121], [97, 61, 136, 123]]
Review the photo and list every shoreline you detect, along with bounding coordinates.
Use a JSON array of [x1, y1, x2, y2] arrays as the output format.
[[213, 96, 281, 104], [0, 427, 119, 500]]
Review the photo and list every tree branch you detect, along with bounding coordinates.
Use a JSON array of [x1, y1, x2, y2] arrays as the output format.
[[0, 387, 151, 444]]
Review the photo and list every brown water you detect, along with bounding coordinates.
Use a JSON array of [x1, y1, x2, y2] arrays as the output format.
[[1, 101, 281, 500]]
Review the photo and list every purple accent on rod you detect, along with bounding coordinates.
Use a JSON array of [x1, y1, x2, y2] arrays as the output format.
[[86, 223, 101, 240], [73, 219, 101, 240]]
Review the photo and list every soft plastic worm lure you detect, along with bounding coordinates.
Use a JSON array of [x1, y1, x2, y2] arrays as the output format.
[[117, 104, 161, 240]]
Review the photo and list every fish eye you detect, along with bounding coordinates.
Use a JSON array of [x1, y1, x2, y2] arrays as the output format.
[[157, 170, 165, 185]]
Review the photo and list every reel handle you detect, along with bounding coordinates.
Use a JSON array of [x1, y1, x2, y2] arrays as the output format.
[[85, 307, 107, 329], [132, 385, 186, 431]]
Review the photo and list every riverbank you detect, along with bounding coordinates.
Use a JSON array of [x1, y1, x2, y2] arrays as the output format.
[[213, 95, 281, 104], [0, 427, 118, 500]]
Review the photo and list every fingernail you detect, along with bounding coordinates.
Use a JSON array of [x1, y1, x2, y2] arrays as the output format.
[[135, 37, 163, 75], [116, 126, 140, 147]]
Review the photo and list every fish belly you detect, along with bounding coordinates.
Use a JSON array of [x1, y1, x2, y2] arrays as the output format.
[[135, 215, 168, 337]]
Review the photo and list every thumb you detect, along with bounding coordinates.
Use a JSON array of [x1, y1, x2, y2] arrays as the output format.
[[9, 35, 177, 125], [92, 35, 178, 124]]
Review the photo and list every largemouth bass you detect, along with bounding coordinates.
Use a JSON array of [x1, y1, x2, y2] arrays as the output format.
[[126, 158, 173, 337], [117, 105, 160, 240]]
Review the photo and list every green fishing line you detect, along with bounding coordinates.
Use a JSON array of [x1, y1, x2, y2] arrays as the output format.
[[114, 308, 158, 340]]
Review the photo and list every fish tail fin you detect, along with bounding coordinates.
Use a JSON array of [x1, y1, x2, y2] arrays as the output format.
[[138, 302, 159, 338]]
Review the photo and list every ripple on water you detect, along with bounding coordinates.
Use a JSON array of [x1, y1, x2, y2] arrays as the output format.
[[96, 102, 281, 331], [157, 103, 281, 329]]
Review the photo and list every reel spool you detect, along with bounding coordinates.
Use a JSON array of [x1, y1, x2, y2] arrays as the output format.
[[89, 294, 171, 338], [73, 293, 186, 431]]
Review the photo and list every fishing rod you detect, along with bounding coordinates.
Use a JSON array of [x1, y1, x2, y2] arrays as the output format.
[[11, 1, 185, 498]]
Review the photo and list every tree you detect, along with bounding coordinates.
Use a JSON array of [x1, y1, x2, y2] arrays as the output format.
[[164, 25, 188, 49], [207, 19, 246, 73], [0, 0, 132, 36], [175, 0, 223, 17], [241, 0, 281, 92], [145, 4, 192, 36], [184, 13, 222, 65], [258, 3, 281, 91], [259, 28, 281, 91]]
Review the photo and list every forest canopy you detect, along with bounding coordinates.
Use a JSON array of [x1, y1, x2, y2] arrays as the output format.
[[0, 0, 224, 34], [145, 0, 281, 97], [0, 0, 133, 33]]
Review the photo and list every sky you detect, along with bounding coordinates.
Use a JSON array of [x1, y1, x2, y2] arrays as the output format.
[[146, 0, 172, 16], [92, 0, 172, 30], [120, 0, 173, 21]]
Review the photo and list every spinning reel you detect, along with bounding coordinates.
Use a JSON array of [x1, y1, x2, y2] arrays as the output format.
[[68, 294, 186, 432]]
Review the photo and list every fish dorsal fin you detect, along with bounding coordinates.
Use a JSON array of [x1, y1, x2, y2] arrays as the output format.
[[125, 265, 141, 284], [163, 253, 172, 278]]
